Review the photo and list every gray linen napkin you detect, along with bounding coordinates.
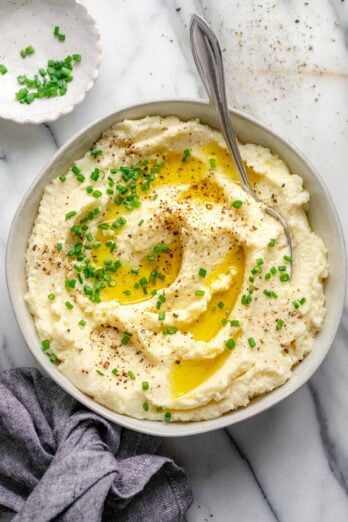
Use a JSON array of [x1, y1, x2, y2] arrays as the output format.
[[0, 368, 192, 521]]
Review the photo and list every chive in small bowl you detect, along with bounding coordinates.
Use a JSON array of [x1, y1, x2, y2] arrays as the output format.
[[0, 0, 101, 124]]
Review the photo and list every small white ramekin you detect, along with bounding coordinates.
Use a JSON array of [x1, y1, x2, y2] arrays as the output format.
[[6, 100, 346, 436]]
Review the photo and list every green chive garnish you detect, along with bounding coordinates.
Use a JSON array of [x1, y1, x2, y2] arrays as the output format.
[[96, 369, 104, 376], [198, 267, 207, 278], [143, 402, 149, 411], [158, 312, 165, 321], [280, 273, 290, 282], [209, 158, 216, 168], [78, 319, 87, 327], [49, 353, 58, 363], [248, 337, 256, 348], [195, 289, 205, 296], [48, 293, 55, 301], [182, 149, 190, 161], [276, 319, 285, 330], [230, 320, 240, 327], [162, 328, 177, 335], [231, 200, 243, 209], [128, 370, 136, 380], [41, 339, 50, 351], [56, 243, 62, 251], [0, 64, 8, 75], [65, 301, 73, 310], [164, 411, 172, 422], [90, 149, 103, 158], [65, 211, 77, 219], [268, 239, 276, 247], [112, 368, 119, 375], [283, 255, 292, 262], [142, 381, 149, 391], [225, 338, 236, 350]]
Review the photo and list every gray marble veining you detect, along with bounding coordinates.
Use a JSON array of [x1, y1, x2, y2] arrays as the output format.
[[1, 1, 348, 520]]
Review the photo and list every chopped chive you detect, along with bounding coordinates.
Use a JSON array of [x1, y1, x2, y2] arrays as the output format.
[[164, 411, 172, 422], [195, 289, 205, 297], [78, 319, 87, 327], [142, 381, 149, 391], [230, 320, 240, 327], [278, 265, 287, 272], [209, 157, 216, 168], [73, 54, 82, 63], [59, 175, 66, 182], [90, 149, 103, 158], [217, 301, 225, 309], [41, 339, 50, 351], [49, 353, 58, 363], [112, 368, 119, 375], [268, 239, 276, 247], [156, 406, 163, 413], [283, 255, 292, 262], [121, 334, 130, 345], [0, 64, 8, 75], [231, 200, 243, 209], [162, 327, 177, 335], [65, 210, 77, 219], [48, 293, 55, 301], [96, 369, 104, 376], [198, 267, 207, 278], [221, 318, 228, 326], [225, 338, 236, 350], [138, 219, 144, 226], [92, 190, 102, 198], [182, 149, 190, 161], [265, 273, 271, 280], [280, 273, 290, 282], [248, 337, 256, 348], [299, 297, 306, 305], [249, 276, 254, 283], [65, 301, 73, 310], [143, 402, 149, 411], [58, 33, 65, 41], [90, 168, 100, 181], [256, 258, 264, 266], [128, 370, 136, 380], [276, 319, 285, 330], [158, 312, 165, 321], [263, 289, 278, 299], [56, 243, 63, 251], [270, 266, 277, 275], [241, 294, 252, 305], [53, 26, 60, 36]]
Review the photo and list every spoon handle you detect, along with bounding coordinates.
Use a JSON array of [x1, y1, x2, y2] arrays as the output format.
[[189, 14, 256, 198]]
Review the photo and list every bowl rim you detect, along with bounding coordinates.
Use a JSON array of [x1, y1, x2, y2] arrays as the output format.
[[6, 98, 347, 436]]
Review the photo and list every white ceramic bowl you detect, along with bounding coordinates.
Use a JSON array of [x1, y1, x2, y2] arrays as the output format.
[[6, 100, 346, 436], [0, 0, 101, 123]]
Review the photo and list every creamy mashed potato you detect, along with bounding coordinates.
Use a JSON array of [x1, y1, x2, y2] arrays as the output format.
[[25, 116, 328, 422]]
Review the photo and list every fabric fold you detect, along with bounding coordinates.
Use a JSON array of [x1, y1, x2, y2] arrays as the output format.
[[0, 368, 192, 521]]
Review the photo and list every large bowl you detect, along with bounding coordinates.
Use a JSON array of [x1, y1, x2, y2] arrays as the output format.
[[6, 100, 346, 437]]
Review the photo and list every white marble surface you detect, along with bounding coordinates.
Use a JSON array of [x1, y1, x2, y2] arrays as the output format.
[[1, 0, 348, 520]]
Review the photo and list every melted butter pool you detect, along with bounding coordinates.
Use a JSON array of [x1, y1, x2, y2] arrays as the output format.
[[86, 143, 252, 398]]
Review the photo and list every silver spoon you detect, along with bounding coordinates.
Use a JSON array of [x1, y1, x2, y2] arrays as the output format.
[[189, 14, 293, 274]]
